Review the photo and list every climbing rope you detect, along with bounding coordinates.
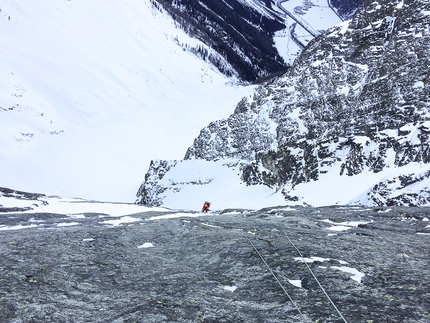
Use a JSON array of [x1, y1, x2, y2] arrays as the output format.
[[280, 225, 349, 323], [237, 225, 310, 323]]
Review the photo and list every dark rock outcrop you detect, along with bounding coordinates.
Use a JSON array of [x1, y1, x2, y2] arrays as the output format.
[[153, 0, 288, 82], [330, 0, 366, 20], [0, 187, 47, 213], [136, 160, 178, 206]]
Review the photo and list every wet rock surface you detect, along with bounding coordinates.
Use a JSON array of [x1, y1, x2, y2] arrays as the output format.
[[1, 206, 429, 322]]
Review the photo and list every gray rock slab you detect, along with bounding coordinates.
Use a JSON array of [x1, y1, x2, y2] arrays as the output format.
[[1, 206, 429, 322]]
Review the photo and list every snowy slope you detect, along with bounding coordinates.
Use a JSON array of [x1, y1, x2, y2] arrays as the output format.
[[136, 152, 430, 210], [273, 0, 343, 64], [0, 0, 254, 202], [137, 0, 430, 210]]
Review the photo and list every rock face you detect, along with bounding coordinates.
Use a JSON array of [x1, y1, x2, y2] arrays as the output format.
[[0, 187, 47, 213], [330, 0, 365, 20], [153, 0, 288, 82], [1, 205, 429, 322], [137, 0, 430, 207]]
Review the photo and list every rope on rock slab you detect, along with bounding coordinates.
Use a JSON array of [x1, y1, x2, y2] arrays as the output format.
[[237, 225, 310, 323], [280, 225, 349, 323]]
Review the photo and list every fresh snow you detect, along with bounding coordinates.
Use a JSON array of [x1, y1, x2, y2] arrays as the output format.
[[2, 1, 427, 211], [0, 0, 254, 203], [274, 0, 343, 64], [148, 159, 287, 210], [295, 256, 330, 263], [321, 219, 373, 231], [0, 194, 167, 217], [137, 156, 430, 210], [137, 242, 154, 249], [0, 0, 352, 208], [223, 285, 238, 292], [288, 280, 302, 288], [100, 215, 141, 226], [287, 161, 430, 207], [294, 256, 364, 283], [326, 225, 354, 232], [331, 266, 365, 284], [0, 223, 41, 231], [147, 212, 212, 221]]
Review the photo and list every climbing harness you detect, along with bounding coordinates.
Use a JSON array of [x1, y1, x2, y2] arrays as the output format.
[[280, 225, 349, 323], [237, 224, 310, 323]]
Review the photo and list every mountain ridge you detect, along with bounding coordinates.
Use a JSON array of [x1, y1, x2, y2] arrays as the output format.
[[153, 0, 364, 82], [137, 0, 430, 208]]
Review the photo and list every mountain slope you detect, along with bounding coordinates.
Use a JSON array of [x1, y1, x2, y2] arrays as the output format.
[[137, 0, 430, 209], [154, 0, 365, 81], [153, 0, 287, 82], [0, 0, 254, 202]]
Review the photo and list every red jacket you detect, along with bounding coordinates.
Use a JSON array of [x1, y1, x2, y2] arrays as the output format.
[[202, 203, 210, 212]]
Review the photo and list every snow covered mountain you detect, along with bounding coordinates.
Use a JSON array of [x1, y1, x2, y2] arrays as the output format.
[[153, 0, 364, 80], [0, 0, 254, 202], [137, 0, 430, 210], [0, 0, 363, 204]]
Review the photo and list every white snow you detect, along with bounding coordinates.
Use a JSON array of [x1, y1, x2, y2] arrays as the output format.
[[223, 285, 237, 292], [0, 193, 169, 220], [322, 219, 372, 232], [29, 218, 45, 223], [100, 216, 141, 226], [147, 212, 211, 221], [0, 194, 44, 209], [137, 242, 154, 249], [339, 20, 351, 35], [0, 0, 254, 203], [288, 279, 302, 288], [10, 196, 165, 216], [413, 81, 424, 88], [294, 256, 330, 263], [1, 0, 428, 212], [147, 159, 287, 210], [293, 256, 364, 283], [396, 1, 404, 10], [331, 266, 365, 283], [266, 207, 295, 213], [286, 161, 430, 207], [312, 60, 324, 67], [67, 214, 86, 219], [0, 223, 41, 231], [0, 194, 211, 231], [274, 28, 302, 65], [135, 139, 430, 211], [273, 0, 343, 64]]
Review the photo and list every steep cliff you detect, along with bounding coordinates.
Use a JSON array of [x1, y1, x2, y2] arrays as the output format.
[[137, 0, 430, 208]]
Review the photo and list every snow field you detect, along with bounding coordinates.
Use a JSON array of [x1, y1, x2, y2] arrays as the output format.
[[0, 0, 254, 202]]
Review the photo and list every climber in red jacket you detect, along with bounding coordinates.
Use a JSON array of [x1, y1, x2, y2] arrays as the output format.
[[202, 201, 210, 213]]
